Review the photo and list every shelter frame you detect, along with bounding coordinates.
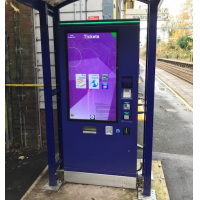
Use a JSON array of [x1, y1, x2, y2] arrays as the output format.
[[16, 0, 161, 196]]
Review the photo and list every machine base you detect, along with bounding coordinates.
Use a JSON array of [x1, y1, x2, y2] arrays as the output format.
[[64, 171, 136, 189], [43, 180, 62, 191], [138, 188, 157, 200]]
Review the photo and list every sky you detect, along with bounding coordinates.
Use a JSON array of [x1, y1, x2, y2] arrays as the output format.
[[134, 0, 187, 44], [160, 0, 185, 17]]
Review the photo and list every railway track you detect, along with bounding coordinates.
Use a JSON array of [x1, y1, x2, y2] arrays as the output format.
[[156, 60, 193, 84], [157, 58, 193, 69]]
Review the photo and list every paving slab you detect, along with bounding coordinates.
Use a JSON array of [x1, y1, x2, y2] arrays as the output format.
[[155, 69, 193, 107], [21, 160, 170, 200], [138, 60, 193, 156], [138, 59, 193, 199], [139, 59, 193, 107], [137, 152, 193, 200]]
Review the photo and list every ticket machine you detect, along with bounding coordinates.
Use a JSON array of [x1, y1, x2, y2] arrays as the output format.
[[58, 19, 140, 189]]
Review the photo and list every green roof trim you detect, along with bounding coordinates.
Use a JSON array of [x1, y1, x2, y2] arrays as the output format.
[[59, 21, 140, 26]]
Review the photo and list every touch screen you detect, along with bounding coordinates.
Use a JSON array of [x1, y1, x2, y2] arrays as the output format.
[[67, 32, 117, 121]]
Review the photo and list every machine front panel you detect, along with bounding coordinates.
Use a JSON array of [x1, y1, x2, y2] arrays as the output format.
[[59, 21, 140, 177]]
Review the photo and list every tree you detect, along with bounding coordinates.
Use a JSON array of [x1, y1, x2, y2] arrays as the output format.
[[157, 0, 193, 60], [179, 0, 193, 23], [161, 0, 193, 40], [177, 36, 193, 50], [173, 0, 193, 37]]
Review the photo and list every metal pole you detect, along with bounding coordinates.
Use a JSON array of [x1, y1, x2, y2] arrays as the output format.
[[53, 10, 64, 169], [14, 11, 23, 147], [160, 42, 161, 56], [85, 0, 88, 20], [80, 0, 82, 20], [143, 0, 159, 196], [39, 1, 57, 186], [5, 31, 14, 147], [74, 2, 77, 20], [33, 9, 42, 147], [5, 99, 9, 150]]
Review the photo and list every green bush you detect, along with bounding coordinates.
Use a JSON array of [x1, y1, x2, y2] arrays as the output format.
[[177, 36, 193, 50]]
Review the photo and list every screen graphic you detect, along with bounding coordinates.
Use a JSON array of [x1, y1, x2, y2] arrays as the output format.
[[67, 32, 117, 121]]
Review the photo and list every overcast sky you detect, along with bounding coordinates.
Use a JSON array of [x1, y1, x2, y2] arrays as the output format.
[[160, 0, 185, 17], [134, 0, 187, 44]]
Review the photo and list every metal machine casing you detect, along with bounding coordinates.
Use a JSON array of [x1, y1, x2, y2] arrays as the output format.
[[58, 20, 140, 188]]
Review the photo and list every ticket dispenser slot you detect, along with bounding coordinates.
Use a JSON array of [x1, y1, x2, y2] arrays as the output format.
[[83, 126, 97, 134], [122, 77, 133, 121], [122, 77, 133, 99], [122, 81, 133, 88]]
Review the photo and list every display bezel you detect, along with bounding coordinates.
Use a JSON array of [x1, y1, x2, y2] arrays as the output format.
[[65, 30, 119, 123]]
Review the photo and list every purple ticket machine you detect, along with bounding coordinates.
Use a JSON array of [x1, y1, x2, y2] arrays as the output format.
[[58, 20, 140, 188]]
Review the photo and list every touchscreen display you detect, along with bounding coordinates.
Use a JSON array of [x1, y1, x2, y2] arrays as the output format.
[[67, 32, 117, 121]]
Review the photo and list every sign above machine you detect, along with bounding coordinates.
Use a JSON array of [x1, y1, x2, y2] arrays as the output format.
[[88, 16, 100, 20], [126, 8, 169, 21]]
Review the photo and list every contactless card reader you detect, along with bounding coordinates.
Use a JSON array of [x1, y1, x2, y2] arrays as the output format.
[[123, 103, 130, 110]]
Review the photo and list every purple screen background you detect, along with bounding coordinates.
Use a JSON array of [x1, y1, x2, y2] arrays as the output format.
[[67, 32, 117, 121]]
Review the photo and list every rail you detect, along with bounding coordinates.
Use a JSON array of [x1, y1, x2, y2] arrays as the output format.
[[157, 58, 193, 69], [156, 59, 193, 84]]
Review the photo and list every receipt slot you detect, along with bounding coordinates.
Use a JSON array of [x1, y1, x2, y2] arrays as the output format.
[[58, 20, 140, 189]]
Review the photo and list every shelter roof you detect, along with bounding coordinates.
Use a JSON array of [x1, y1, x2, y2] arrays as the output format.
[[17, 0, 163, 10]]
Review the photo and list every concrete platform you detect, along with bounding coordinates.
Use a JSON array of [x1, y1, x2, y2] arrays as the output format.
[[155, 68, 193, 107], [138, 59, 193, 199], [139, 59, 193, 107], [21, 160, 169, 200], [17, 59, 192, 200]]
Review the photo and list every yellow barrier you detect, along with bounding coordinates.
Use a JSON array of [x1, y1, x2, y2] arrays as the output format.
[[5, 84, 56, 87]]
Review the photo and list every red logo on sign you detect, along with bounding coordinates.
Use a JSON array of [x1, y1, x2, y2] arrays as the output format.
[[88, 16, 99, 20]]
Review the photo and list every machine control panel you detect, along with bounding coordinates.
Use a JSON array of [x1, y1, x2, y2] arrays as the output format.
[[123, 89, 132, 98], [124, 112, 130, 120], [105, 126, 113, 135], [122, 78, 132, 121], [123, 127, 130, 136], [123, 102, 130, 110]]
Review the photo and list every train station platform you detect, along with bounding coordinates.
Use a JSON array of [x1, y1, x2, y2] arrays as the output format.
[[138, 60, 193, 199], [17, 60, 192, 200], [21, 159, 170, 200], [156, 68, 193, 107], [140, 59, 193, 108], [6, 59, 192, 200]]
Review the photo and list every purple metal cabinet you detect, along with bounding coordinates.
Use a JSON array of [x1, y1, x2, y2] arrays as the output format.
[[58, 20, 140, 188]]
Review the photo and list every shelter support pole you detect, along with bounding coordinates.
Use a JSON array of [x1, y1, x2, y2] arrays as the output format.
[[53, 10, 64, 169], [39, 1, 57, 186], [143, 0, 158, 196]]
